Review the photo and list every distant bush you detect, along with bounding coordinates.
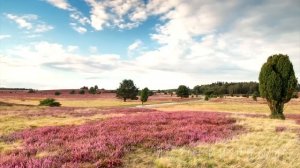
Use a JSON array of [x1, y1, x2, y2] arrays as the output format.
[[28, 89, 35, 93], [54, 91, 61, 96], [204, 95, 209, 101], [39, 98, 61, 107], [69, 90, 76, 94], [79, 89, 85, 94], [252, 91, 259, 101], [89, 87, 97, 94], [292, 92, 299, 98]]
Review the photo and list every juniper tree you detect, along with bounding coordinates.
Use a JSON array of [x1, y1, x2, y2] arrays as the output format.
[[176, 85, 190, 98], [140, 87, 149, 105], [259, 54, 298, 119]]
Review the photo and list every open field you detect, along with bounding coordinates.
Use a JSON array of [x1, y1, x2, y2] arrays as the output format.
[[0, 94, 299, 167]]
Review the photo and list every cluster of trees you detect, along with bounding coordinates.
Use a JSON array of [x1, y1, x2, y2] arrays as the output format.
[[193, 82, 259, 97]]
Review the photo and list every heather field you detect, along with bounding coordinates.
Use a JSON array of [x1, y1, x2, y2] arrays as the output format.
[[0, 95, 299, 168]]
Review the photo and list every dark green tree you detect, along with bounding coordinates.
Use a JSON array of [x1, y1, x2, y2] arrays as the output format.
[[176, 85, 190, 98], [116, 79, 139, 102], [89, 87, 97, 94], [193, 85, 201, 97], [140, 87, 149, 104], [259, 54, 298, 119]]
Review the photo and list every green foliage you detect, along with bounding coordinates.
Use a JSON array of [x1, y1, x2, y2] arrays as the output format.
[[176, 85, 190, 98], [193, 85, 201, 97], [39, 98, 61, 107], [116, 79, 139, 102], [54, 91, 61, 96], [28, 89, 35, 93], [252, 91, 259, 101], [292, 92, 299, 99], [69, 90, 76, 94], [259, 54, 298, 119], [89, 87, 97, 94], [204, 95, 209, 101], [79, 89, 85, 94], [140, 87, 150, 104]]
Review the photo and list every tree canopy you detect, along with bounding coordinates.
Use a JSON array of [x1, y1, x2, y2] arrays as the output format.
[[116, 79, 139, 102], [259, 54, 298, 119], [176, 85, 190, 98]]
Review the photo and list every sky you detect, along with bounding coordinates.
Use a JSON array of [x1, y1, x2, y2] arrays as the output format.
[[0, 0, 299, 90]]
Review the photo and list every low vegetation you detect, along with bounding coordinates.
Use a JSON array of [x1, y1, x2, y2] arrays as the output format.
[[39, 98, 61, 107], [0, 112, 242, 167]]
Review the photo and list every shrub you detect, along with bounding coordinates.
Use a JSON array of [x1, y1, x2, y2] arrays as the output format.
[[205, 95, 209, 101], [79, 89, 85, 94], [54, 91, 61, 96], [39, 98, 61, 107], [140, 87, 149, 104], [69, 90, 76, 94], [89, 87, 97, 94], [28, 89, 35, 93], [292, 92, 299, 99]]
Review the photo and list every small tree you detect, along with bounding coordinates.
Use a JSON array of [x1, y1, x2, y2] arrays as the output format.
[[89, 87, 97, 94], [176, 85, 190, 98], [116, 79, 139, 102], [193, 85, 201, 97], [252, 91, 259, 101], [140, 87, 149, 105], [70, 90, 76, 94], [79, 89, 85, 94], [259, 54, 298, 119]]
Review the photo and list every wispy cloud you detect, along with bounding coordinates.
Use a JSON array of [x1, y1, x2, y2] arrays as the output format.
[[45, 0, 71, 10], [5, 13, 54, 34], [0, 34, 11, 40]]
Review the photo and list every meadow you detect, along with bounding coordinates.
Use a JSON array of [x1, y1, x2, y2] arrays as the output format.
[[0, 92, 299, 167]]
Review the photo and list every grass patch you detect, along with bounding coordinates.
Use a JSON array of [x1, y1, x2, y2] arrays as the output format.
[[0, 114, 122, 136], [155, 116, 300, 168], [157, 100, 300, 114]]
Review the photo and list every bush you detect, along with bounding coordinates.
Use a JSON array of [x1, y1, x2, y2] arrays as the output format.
[[70, 90, 76, 94], [28, 89, 35, 93], [79, 89, 85, 94], [39, 98, 61, 107], [204, 95, 209, 101], [292, 92, 299, 98], [54, 91, 61, 96]]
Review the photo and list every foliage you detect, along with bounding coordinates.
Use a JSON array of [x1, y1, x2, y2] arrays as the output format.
[[54, 91, 61, 96], [79, 89, 85, 94], [252, 91, 259, 101], [259, 54, 298, 119], [116, 79, 139, 102], [204, 95, 209, 101], [140, 87, 150, 104], [39, 98, 61, 107], [28, 89, 36, 93], [69, 90, 76, 94], [88, 87, 97, 94], [176, 85, 190, 98], [292, 92, 298, 99], [193, 82, 259, 96], [0, 112, 241, 167]]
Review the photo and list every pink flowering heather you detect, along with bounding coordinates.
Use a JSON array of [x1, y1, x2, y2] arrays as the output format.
[[0, 112, 242, 167]]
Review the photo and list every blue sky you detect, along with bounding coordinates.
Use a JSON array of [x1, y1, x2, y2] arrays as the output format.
[[0, 0, 299, 89]]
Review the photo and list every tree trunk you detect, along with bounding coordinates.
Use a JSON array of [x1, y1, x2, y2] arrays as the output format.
[[142, 101, 144, 105], [123, 98, 126, 102], [267, 100, 285, 119]]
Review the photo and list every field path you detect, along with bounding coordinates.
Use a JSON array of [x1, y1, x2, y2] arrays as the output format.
[[136, 99, 201, 108]]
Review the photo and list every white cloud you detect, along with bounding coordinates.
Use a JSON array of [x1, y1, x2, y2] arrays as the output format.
[[0, 34, 11, 40], [72, 25, 87, 34], [45, 0, 71, 10], [128, 40, 142, 52], [5, 13, 54, 34], [89, 46, 98, 53]]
